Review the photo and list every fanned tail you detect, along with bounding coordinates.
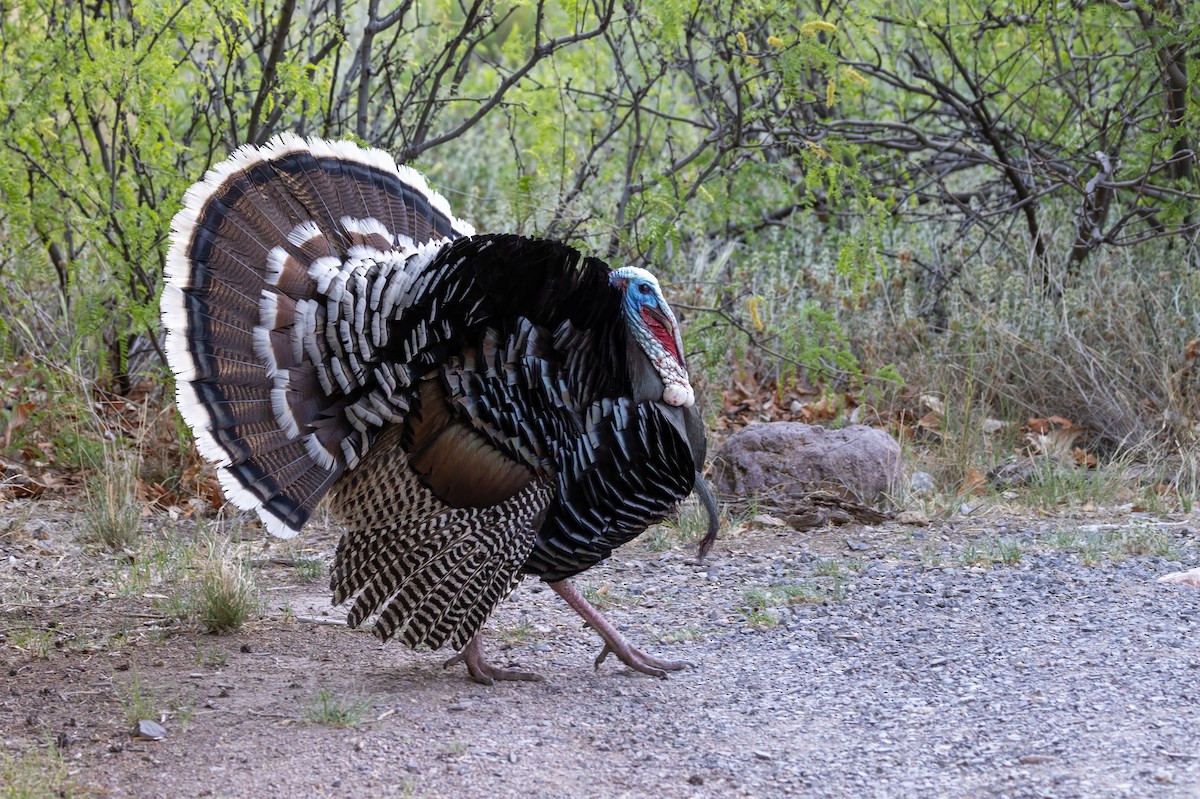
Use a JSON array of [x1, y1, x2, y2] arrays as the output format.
[[161, 134, 473, 535]]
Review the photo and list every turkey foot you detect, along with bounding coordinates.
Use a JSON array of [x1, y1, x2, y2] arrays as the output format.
[[551, 579, 691, 678], [443, 634, 542, 686]]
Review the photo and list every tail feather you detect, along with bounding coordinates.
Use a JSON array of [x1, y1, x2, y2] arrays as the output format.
[[329, 426, 550, 651], [422, 553, 525, 651], [162, 133, 473, 536]]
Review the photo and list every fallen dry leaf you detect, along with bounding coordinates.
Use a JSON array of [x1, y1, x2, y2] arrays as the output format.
[[807, 396, 840, 421], [920, 394, 945, 415], [1, 402, 36, 449], [916, 411, 942, 434], [961, 467, 987, 495], [1027, 426, 1087, 463]]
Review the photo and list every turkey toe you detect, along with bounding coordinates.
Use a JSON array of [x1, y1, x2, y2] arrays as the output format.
[[444, 635, 543, 685]]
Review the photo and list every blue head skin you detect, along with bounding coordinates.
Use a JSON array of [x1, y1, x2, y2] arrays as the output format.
[[609, 266, 694, 407]]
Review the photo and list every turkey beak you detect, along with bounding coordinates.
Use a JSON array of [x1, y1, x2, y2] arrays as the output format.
[[641, 302, 673, 331]]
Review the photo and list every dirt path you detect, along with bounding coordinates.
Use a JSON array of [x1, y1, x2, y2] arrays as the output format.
[[2, 505, 1199, 798]]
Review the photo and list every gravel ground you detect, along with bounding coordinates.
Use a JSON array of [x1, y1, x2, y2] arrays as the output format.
[[2, 505, 1199, 798]]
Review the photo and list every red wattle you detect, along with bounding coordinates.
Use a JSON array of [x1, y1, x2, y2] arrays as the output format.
[[640, 306, 681, 362]]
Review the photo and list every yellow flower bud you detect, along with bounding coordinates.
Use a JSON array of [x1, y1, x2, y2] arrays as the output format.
[[748, 296, 765, 333], [805, 140, 829, 159], [801, 20, 837, 37]]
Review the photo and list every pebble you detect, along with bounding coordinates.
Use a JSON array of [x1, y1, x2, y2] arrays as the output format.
[[909, 471, 935, 494], [12, 511, 1200, 798], [1019, 754, 1056, 765], [130, 720, 166, 741]]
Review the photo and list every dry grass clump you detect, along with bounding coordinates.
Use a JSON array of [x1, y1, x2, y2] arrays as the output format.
[[83, 461, 142, 550], [192, 540, 262, 634]]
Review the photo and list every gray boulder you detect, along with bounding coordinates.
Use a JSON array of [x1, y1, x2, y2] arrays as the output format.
[[712, 422, 900, 502]]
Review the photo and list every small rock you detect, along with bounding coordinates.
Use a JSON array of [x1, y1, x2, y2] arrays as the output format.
[[827, 507, 854, 525], [753, 750, 773, 761], [845, 539, 870, 552], [240, 643, 253, 653], [787, 512, 824, 530], [909, 471, 935, 494], [1019, 754, 1056, 765], [1158, 568, 1200, 588], [688, 775, 705, 785], [131, 720, 166, 741], [752, 514, 787, 527], [447, 701, 473, 712], [897, 510, 930, 526]]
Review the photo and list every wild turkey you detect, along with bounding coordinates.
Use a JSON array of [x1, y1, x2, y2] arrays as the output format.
[[161, 134, 718, 682]]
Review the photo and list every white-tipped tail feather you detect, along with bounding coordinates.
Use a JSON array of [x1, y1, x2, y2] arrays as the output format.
[[162, 134, 474, 536]]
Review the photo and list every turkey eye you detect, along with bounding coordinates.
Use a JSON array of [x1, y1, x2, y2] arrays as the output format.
[[637, 283, 652, 295]]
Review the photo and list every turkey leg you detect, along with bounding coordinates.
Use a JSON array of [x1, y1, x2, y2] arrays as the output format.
[[551, 579, 691, 678], [443, 634, 543, 686]]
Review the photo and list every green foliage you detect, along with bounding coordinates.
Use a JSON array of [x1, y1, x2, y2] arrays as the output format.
[[114, 663, 156, 724], [0, 0, 1195, 482], [958, 537, 1023, 567], [303, 688, 371, 727], [293, 557, 326, 584], [0, 745, 79, 799], [6, 626, 53, 661], [1053, 523, 1179, 565], [1023, 460, 1129, 511]]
